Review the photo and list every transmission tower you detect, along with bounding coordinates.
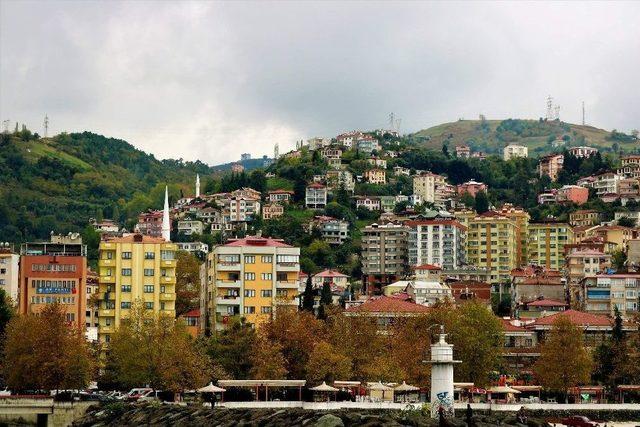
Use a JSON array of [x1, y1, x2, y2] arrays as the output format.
[[582, 101, 585, 125], [389, 112, 395, 130], [554, 105, 560, 121], [274, 142, 279, 159], [546, 96, 554, 120], [395, 118, 402, 133], [43, 114, 49, 138], [2, 119, 10, 134]]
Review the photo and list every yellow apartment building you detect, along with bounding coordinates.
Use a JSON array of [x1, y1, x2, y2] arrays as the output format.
[[208, 236, 300, 330], [527, 221, 574, 270], [97, 234, 177, 344], [466, 211, 519, 284], [495, 204, 530, 266]]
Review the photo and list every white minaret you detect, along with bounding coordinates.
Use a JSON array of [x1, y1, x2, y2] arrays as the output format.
[[195, 174, 200, 198], [162, 186, 171, 242], [427, 327, 461, 418]]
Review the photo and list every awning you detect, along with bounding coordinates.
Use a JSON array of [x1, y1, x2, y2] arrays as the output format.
[[367, 381, 393, 391], [218, 380, 306, 387], [394, 381, 420, 392], [334, 381, 361, 387], [512, 385, 542, 392], [309, 381, 339, 392], [198, 382, 226, 393], [488, 386, 521, 394]]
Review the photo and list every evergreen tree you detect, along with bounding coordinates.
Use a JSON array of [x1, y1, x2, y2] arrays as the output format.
[[301, 275, 315, 312], [318, 282, 333, 319], [475, 191, 489, 214], [612, 305, 623, 343]]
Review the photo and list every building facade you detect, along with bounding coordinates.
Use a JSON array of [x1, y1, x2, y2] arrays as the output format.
[[581, 274, 640, 318], [305, 183, 327, 209], [361, 223, 409, 294], [0, 246, 19, 304], [406, 219, 466, 270], [97, 235, 177, 344], [503, 144, 528, 160], [527, 221, 573, 270]]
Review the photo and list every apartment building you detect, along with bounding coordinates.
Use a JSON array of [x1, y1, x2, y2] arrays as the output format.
[[406, 219, 466, 270], [503, 144, 528, 160], [581, 274, 640, 318], [355, 196, 381, 211], [455, 145, 471, 159], [568, 146, 598, 158], [0, 245, 19, 304], [456, 180, 487, 197], [538, 153, 564, 181], [97, 234, 177, 344], [19, 235, 88, 327], [565, 249, 611, 307], [268, 190, 294, 204], [364, 168, 386, 184], [326, 170, 355, 192], [305, 183, 327, 209], [177, 220, 204, 235], [361, 223, 409, 294], [412, 172, 449, 206], [580, 172, 621, 197], [207, 236, 300, 329], [527, 221, 573, 270], [466, 211, 519, 284], [318, 218, 349, 245], [135, 210, 168, 237], [229, 196, 261, 222], [569, 210, 601, 227], [262, 203, 284, 220], [496, 205, 530, 266]]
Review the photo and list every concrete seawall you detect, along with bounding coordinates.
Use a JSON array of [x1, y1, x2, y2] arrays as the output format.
[[0, 398, 92, 426]]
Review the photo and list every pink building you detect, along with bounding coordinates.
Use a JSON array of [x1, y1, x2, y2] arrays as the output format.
[[556, 185, 589, 205], [456, 180, 487, 197]]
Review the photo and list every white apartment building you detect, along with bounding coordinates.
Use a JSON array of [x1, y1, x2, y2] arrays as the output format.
[[0, 247, 19, 304], [503, 144, 528, 160], [406, 219, 466, 270], [177, 220, 204, 235], [305, 184, 327, 209], [412, 172, 449, 206], [229, 197, 261, 222]]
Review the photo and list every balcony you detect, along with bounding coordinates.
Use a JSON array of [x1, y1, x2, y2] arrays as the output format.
[[161, 259, 176, 268], [100, 326, 114, 334], [216, 262, 241, 271], [99, 309, 115, 317], [216, 280, 242, 288], [160, 293, 175, 301], [100, 276, 115, 283], [276, 262, 299, 272], [276, 281, 299, 289], [161, 276, 177, 284], [216, 296, 241, 305], [98, 259, 114, 267]]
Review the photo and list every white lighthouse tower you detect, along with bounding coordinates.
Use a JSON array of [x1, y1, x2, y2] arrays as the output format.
[[195, 174, 200, 198], [161, 186, 171, 242], [427, 326, 461, 418]]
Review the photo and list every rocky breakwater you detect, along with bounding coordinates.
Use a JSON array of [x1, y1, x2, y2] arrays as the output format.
[[73, 403, 553, 426]]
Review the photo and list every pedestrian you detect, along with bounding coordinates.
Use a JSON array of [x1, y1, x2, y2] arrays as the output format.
[[438, 405, 445, 427], [466, 403, 473, 426]]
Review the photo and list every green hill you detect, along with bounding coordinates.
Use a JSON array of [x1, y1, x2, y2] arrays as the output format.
[[0, 131, 213, 243], [409, 119, 636, 157]]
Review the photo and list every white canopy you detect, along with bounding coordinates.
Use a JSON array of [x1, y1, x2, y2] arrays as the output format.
[[309, 381, 339, 392], [367, 381, 393, 391], [488, 386, 521, 394], [198, 382, 226, 393], [394, 381, 420, 392]]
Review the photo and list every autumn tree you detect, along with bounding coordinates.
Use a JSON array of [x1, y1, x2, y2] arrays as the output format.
[[250, 334, 288, 379], [105, 302, 212, 392], [175, 250, 201, 315], [534, 316, 592, 401], [388, 316, 433, 386], [305, 341, 351, 384], [3, 304, 93, 392]]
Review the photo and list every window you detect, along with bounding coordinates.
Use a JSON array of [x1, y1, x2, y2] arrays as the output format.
[[276, 255, 299, 264], [106, 318, 112, 326], [105, 251, 113, 260], [144, 252, 155, 259], [243, 306, 255, 314], [261, 290, 272, 297], [160, 285, 166, 293], [121, 252, 132, 260], [261, 306, 272, 314], [144, 302, 154, 309], [261, 273, 273, 281], [276, 272, 288, 281], [244, 289, 256, 297], [160, 302, 166, 310], [105, 335, 111, 343], [144, 269, 154, 276], [244, 256, 256, 264], [218, 254, 240, 264], [121, 268, 132, 276], [121, 285, 132, 293], [244, 272, 255, 281], [261, 255, 273, 263], [160, 250, 175, 260], [121, 302, 131, 309], [144, 285, 154, 293]]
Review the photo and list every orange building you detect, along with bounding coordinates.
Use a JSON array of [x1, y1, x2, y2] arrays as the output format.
[[19, 237, 88, 326]]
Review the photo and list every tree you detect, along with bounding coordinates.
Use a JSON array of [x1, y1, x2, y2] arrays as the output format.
[[305, 341, 351, 384], [175, 250, 201, 316], [207, 317, 256, 380], [317, 282, 332, 320], [534, 316, 592, 401], [3, 304, 93, 392], [612, 249, 627, 272], [617, 217, 636, 228], [0, 289, 13, 344], [105, 302, 212, 392], [301, 274, 315, 313], [474, 191, 489, 214], [250, 334, 288, 379]]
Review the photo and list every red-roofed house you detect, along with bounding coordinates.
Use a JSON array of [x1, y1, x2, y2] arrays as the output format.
[[501, 318, 540, 371], [413, 264, 442, 280], [306, 183, 327, 209], [344, 296, 430, 331], [449, 281, 492, 307], [179, 309, 200, 338], [312, 269, 349, 289], [517, 298, 567, 318], [528, 309, 623, 347]]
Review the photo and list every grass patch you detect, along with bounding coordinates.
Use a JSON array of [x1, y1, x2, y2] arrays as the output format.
[[24, 141, 92, 170]]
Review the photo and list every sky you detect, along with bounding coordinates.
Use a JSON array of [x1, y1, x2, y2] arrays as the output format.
[[1, 1, 639, 165]]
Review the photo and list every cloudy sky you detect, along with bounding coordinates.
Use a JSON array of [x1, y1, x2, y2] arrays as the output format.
[[1, 1, 638, 165]]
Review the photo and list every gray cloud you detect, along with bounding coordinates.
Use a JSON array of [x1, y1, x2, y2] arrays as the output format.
[[1, 1, 639, 164]]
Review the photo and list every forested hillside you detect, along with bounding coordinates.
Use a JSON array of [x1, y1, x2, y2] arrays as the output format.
[[0, 130, 211, 242]]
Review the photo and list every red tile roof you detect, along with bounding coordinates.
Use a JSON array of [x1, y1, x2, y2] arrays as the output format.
[[224, 236, 293, 248], [181, 309, 200, 318], [533, 309, 612, 327], [345, 296, 430, 314], [501, 318, 528, 332], [525, 299, 567, 307], [413, 264, 442, 271], [314, 269, 348, 278]]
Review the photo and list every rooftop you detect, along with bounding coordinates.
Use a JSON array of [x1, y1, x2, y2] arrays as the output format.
[[345, 296, 430, 314], [532, 309, 612, 327], [224, 236, 293, 248]]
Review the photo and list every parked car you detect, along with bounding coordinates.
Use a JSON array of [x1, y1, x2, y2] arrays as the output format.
[[560, 416, 599, 427], [0, 388, 11, 396], [125, 388, 154, 402]]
